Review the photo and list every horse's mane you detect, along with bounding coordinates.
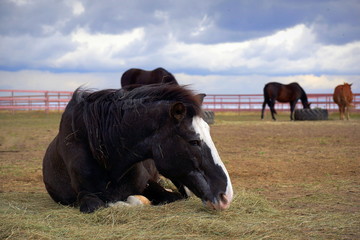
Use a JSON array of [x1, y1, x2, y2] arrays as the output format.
[[295, 83, 309, 103], [69, 84, 202, 167]]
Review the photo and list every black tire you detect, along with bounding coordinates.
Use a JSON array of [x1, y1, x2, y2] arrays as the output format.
[[203, 110, 215, 124], [294, 109, 328, 121]]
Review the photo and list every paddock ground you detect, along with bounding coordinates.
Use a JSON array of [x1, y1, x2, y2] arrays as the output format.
[[0, 111, 359, 239]]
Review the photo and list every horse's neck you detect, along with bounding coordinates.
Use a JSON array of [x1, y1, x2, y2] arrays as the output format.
[[300, 93, 308, 106]]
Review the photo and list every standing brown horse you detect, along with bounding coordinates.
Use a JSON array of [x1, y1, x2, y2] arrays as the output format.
[[333, 83, 353, 120], [261, 82, 311, 121], [121, 67, 178, 87]]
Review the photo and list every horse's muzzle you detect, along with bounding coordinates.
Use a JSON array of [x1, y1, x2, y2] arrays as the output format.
[[205, 193, 231, 210]]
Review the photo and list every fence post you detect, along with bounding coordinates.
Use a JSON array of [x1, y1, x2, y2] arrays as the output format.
[[45, 91, 49, 114], [213, 95, 216, 111], [11, 90, 15, 114], [58, 92, 60, 112], [28, 96, 31, 111]]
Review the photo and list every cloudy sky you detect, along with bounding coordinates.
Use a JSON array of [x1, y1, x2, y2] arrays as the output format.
[[0, 0, 359, 94]]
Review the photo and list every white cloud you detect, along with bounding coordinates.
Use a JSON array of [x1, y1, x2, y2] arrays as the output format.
[[191, 15, 213, 37], [159, 24, 360, 75], [154, 10, 169, 21], [64, 0, 85, 16], [8, 0, 31, 6], [0, 70, 120, 91], [53, 27, 145, 69], [72, 1, 85, 16]]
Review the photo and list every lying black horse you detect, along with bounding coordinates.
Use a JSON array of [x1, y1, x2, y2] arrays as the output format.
[[261, 82, 311, 121], [121, 67, 178, 87], [43, 84, 233, 213]]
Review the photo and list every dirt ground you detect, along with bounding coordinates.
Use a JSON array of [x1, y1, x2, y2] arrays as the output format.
[[0, 113, 359, 238], [211, 119, 360, 215], [1, 114, 359, 202]]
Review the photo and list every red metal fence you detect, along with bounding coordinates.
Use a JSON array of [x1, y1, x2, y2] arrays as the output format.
[[0, 90, 73, 112], [1, 89, 359, 112], [203, 93, 360, 112]]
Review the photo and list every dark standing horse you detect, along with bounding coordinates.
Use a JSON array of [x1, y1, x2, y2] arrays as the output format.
[[261, 82, 311, 121], [121, 67, 206, 110], [121, 67, 178, 87], [43, 84, 233, 213]]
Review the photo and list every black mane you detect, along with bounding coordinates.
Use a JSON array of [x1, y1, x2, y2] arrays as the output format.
[[68, 84, 202, 167], [73, 84, 201, 115]]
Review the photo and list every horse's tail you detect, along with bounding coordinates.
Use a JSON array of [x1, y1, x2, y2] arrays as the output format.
[[263, 85, 277, 114], [263, 84, 269, 100]]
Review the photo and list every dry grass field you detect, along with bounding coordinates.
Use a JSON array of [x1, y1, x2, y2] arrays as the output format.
[[0, 111, 359, 239]]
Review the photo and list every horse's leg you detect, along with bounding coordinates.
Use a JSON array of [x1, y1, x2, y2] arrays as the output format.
[[261, 101, 266, 119], [62, 144, 108, 213], [345, 105, 350, 120], [142, 180, 184, 205], [339, 105, 344, 120], [43, 136, 77, 205], [171, 180, 190, 198], [290, 101, 296, 121], [269, 100, 277, 121]]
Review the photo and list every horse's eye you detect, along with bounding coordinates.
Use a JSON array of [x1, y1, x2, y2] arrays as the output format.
[[189, 140, 201, 146]]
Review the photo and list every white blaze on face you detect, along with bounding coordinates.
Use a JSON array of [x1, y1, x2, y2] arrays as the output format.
[[192, 116, 233, 204]]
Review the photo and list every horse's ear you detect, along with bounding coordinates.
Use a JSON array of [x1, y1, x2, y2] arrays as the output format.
[[170, 102, 186, 121], [195, 93, 206, 105]]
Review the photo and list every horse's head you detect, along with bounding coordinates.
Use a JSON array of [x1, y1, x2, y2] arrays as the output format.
[[304, 102, 311, 109], [344, 82, 353, 90], [152, 102, 233, 210]]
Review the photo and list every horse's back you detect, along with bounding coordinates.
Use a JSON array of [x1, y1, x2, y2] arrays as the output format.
[[121, 68, 142, 87], [263, 82, 281, 98], [121, 67, 178, 87], [263, 82, 303, 102]]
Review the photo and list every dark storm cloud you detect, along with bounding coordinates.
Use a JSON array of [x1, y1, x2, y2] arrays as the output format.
[[209, 0, 360, 44], [1, 0, 358, 44], [0, 0, 72, 36]]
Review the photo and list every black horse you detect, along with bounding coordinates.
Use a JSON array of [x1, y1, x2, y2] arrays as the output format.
[[261, 82, 311, 121], [121, 67, 178, 87], [121, 67, 206, 106], [43, 84, 233, 213]]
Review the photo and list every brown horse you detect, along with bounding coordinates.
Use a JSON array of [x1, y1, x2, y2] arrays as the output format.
[[261, 82, 311, 120], [121, 67, 178, 87], [333, 83, 353, 120]]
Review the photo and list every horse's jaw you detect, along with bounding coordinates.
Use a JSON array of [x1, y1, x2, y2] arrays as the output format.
[[191, 116, 233, 210], [182, 170, 232, 211]]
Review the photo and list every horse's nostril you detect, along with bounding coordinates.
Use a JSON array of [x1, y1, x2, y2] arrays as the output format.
[[219, 193, 228, 204]]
